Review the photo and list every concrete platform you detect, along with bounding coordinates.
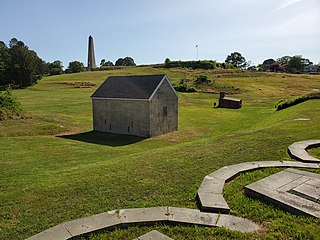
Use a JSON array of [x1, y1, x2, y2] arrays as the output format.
[[245, 168, 320, 218]]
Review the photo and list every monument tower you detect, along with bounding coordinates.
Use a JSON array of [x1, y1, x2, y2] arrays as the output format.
[[87, 35, 96, 70]]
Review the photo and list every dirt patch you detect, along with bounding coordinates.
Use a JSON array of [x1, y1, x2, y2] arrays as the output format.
[[62, 81, 96, 88]]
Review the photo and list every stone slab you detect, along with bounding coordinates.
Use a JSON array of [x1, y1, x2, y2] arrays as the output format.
[[289, 179, 320, 203], [119, 207, 169, 226], [64, 210, 121, 237], [216, 214, 261, 233], [134, 230, 173, 240], [245, 168, 320, 218], [198, 176, 225, 194], [26, 224, 72, 240], [197, 191, 230, 213], [167, 207, 218, 227], [207, 166, 240, 182], [227, 162, 260, 173]]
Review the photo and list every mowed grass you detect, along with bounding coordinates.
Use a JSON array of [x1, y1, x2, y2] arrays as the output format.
[[0, 67, 320, 239]]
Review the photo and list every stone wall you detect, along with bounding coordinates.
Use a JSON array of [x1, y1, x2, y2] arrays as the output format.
[[92, 99, 150, 137], [150, 79, 178, 136]]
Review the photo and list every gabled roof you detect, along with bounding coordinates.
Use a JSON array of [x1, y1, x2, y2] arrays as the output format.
[[91, 74, 177, 100]]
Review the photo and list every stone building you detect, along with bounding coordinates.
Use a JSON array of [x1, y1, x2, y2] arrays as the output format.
[[91, 74, 178, 137], [218, 92, 242, 109]]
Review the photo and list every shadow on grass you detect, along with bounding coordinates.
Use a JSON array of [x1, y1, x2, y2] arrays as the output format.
[[57, 131, 145, 147]]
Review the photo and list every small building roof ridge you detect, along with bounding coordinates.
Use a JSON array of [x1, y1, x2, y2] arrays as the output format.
[[91, 74, 167, 99]]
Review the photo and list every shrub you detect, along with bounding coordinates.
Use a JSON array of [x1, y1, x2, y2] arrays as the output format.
[[276, 92, 320, 111], [194, 75, 213, 86], [173, 79, 197, 92], [0, 89, 23, 120]]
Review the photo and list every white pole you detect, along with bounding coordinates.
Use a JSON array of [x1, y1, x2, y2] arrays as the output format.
[[196, 44, 198, 60]]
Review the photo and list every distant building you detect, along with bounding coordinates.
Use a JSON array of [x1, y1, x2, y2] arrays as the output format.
[[91, 74, 178, 137], [303, 64, 318, 73], [218, 92, 242, 109]]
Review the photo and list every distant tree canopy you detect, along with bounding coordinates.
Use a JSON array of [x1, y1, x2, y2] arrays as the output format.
[[66, 61, 85, 73], [46, 60, 63, 75], [100, 59, 114, 67], [262, 59, 276, 71], [115, 57, 136, 66], [0, 38, 45, 89], [225, 52, 246, 69], [276, 55, 313, 73], [164, 59, 235, 70], [269, 62, 286, 72]]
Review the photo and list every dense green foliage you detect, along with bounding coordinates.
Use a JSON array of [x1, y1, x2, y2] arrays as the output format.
[[193, 75, 213, 86], [100, 59, 114, 67], [0, 38, 45, 88], [225, 52, 246, 69], [115, 57, 136, 66], [45, 60, 63, 75], [66, 61, 85, 73], [276, 92, 320, 110], [0, 90, 23, 120], [173, 79, 197, 92], [1, 68, 320, 239], [164, 59, 235, 70]]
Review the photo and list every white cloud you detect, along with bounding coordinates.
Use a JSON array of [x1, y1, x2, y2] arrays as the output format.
[[273, 0, 303, 12]]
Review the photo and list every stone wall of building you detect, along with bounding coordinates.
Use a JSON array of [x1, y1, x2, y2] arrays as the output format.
[[150, 79, 178, 136], [92, 99, 150, 137]]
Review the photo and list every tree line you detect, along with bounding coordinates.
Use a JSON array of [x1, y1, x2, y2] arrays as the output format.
[[1, 37, 319, 90]]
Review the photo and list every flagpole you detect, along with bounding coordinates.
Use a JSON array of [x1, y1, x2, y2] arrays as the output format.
[[196, 45, 198, 60]]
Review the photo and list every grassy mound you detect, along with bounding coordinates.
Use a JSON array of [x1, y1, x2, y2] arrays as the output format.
[[276, 92, 320, 110], [1, 68, 320, 239], [0, 90, 23, 120]]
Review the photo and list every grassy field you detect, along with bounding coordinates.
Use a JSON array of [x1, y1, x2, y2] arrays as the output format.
[[0, 67, 320, 240]]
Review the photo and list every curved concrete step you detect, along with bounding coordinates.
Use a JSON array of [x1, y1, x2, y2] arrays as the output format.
[[288, 140, 320, 163], [196, 161, 320, 213], [26, 207, 261, 240]]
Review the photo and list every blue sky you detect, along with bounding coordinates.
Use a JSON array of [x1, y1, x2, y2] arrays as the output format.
[[1, 0, 319, 68]]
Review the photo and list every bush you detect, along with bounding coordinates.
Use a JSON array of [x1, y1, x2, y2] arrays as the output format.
[[276, 92, 320, 111], [194, 75, 213, 86], [0, 90, 23, 120], [173, 79, 197, 93]]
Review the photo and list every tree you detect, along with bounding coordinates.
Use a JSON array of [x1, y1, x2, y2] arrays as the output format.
[[225, 52, 246, 68], [164, 58, 171, 66], [47, 60, 63, 75], [269, 62, 285, 72], [262, 59, 276, 71], [100, 59, 114, 67], [277, 55, 312, 73], [66, 61, 84, 73], [115, 56, 135, 66], [4, 38, 44, 88], [0, 41, 9, 87], [277, 56, 291, 68], [115, 58, 123, 66]]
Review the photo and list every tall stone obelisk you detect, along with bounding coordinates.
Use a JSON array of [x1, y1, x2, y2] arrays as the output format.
[[87, 35, 96, 70]]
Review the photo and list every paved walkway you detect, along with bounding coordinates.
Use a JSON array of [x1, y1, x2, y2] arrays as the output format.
[[26, 140, 320, 240]]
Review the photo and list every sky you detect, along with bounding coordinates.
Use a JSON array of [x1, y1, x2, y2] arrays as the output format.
[[1, 0, 319, 68]]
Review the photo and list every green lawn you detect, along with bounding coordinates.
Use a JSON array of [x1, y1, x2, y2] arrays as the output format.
[[1, 68, 320, 239]]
